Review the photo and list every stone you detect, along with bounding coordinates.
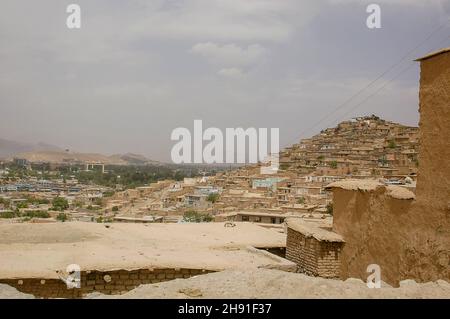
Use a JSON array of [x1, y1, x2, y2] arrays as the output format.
[[399, 279, 417, 287], [178, 288, 203, 297]]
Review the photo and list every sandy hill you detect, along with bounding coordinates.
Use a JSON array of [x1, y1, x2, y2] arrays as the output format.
[[0, 138, 61, 159], [9, 151, 161, 166]]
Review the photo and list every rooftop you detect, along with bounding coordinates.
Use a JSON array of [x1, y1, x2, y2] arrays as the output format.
[[415, 47, 450, 61], [286, 218, 344, 242], [0, 222, 293, 279], [325, 180, 415, 200]]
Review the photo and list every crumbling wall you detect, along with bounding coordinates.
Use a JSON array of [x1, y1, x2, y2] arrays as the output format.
[[332, 183, 449, 286], [331, 186, 416, 285], [0, 268, 214, 299]]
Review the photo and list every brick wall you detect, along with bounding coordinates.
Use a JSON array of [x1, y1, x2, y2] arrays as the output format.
[[286, 227, 343, 278], [0, 268, 214, 299]]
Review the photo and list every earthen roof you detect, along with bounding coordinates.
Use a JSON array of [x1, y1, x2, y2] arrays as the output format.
[[415, 47, 450, 61], [286, 218, 344, 242]]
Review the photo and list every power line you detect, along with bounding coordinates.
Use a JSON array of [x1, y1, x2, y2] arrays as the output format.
[[322, 33, 450, 130], [327, 62, 416, 127], [283, 21, 449, 148]]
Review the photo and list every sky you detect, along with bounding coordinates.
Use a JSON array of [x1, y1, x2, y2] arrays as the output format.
[[0, 0, 449, 162]]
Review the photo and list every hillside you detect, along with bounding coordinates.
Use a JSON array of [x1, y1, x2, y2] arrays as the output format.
[[0, 138, 61, 158], [280, 115, 419, 176], [7, 150, 161, 166]]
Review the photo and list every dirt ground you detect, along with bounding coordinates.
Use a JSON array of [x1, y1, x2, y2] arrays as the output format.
[[2, 268, 448, 299], [82, 268, 450, 299]]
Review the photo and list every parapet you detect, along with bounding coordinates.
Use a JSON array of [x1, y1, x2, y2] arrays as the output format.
[[325, 180, 415, 200], [325, 179, 382, 192], [285, 218, 344, 243]]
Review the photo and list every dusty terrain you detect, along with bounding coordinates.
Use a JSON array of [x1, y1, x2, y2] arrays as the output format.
[[92, 269, 450, 299], [2, 268, 448, 299], [0, 222, 292, 279]]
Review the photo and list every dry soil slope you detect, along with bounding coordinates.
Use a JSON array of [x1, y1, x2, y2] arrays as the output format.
[[89, 268, 450, 299]]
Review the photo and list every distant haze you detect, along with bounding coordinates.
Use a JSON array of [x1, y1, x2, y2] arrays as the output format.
[[0, 0, 449, 161]]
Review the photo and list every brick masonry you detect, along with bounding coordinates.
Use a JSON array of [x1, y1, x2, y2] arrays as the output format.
[[0, 268, 214, 298], [286, 227, 343, 278]]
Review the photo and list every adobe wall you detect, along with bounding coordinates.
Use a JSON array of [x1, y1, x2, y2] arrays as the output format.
[[331, 183, 449, 286], [403, 50, 450, 283], [415, 51, 450, 211], [328, 51, 450, 286], [331, 186, 416, 285], [0, 268, 214, 299]]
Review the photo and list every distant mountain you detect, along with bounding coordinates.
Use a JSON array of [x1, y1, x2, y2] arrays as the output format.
[[107, 153, 161, 165], [5, 150, 162, 166], [0, 138, 161, 165], [118, 153, 161, 165], [0, 138, 62, 158]]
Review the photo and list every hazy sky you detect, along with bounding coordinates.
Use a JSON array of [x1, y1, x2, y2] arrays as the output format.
[[0, 0, 449, 161]]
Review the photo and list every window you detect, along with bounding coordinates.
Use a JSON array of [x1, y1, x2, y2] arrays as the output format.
[[242, 215, 249, 222]]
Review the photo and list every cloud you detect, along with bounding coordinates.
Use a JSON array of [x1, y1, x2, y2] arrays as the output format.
[[0, 0, 441, 160], [129, 0, 321, 42], [218, 67, 245, 78], [328, 0, 444, 6], [190, 42, 266, 67]]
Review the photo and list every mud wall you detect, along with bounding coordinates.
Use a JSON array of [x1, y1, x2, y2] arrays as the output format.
[[0, 268, 214, 298], [332, 184, 449, 286], [403, 51, 450, 283], [332, 187, 416, 285], [330, 51, 450, 286], [415, 51, 450, 212]]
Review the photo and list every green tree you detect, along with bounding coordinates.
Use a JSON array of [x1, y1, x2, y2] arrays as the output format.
[[103, 190, 115, 197], [330, 161, 338, 169], [0, 211, 17, 219], [326, 203, 333, 216], [56, 213, 68, 222], [297, 197, 305, 204], [51, 197, 69, 211], [206, 193, 220, 203], [112, 206, 119, 212], [22, 211, 50, 218], [388, 140, 397, 149], [183, 210, 213, 223], [16, 201, 28, 209], [0, 198, 11, 208]]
